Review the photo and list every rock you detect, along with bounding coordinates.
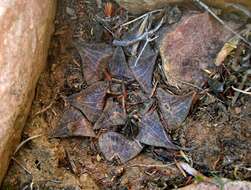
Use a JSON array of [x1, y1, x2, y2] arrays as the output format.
[[178, 179, 251, 190], [0, 0, 56, 185], [159, 12, 234, 87], [79, 174, 100, 190], [114, 0, 251, 14]]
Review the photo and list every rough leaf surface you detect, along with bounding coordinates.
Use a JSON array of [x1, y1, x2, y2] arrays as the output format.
[[94, 99, 127, 129], [75, 42, 113, 84], [157, 88, 193, 128], [99, 132, 143, 163], [53, 107, 95, 138], [67, 81, 108, 122], [109, 47, 132, 80], [136, 111, 178, 149], [129, 45, 157, 93]]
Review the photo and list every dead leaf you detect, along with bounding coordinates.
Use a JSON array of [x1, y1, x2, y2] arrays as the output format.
[[67, 81, 108, 122], [99, 132, 143, 163], [94, 99, 127, 129], [75, 42, 113, 84], [215, 37, 239, 66], [53, 107, 95, 138], [129, 44, 157, 93], [177, 161, 211, 182], [136, 111, 178, 150], [109, 47, 132, 80], [215, 26, 251, 66], [157, 88, 193, 128]]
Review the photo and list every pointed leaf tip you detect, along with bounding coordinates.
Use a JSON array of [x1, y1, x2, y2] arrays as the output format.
[[99, 132, 143, 163], [67, 81, 108, 122]]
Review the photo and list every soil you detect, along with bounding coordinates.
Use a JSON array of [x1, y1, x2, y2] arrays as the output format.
[[2, 0, 251, 189]]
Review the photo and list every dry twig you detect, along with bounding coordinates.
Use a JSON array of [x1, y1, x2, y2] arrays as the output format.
[[113, 17, 164, 47], [11, 157, 32, 175], [127, 163, 175, 168], [232, 69, 251, 105], [14, 134, 43, 155], [121, 9, 163, 27], [232, 86, 251, 95]]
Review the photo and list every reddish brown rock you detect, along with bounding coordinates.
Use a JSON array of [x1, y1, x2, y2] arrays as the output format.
[[159, 13, 234, 87], [0, 0, 56, 185]]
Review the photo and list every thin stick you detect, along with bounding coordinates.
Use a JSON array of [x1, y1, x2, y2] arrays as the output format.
[[150, 81, 159, 98], [122, 81, 127, 115], [134, 35, 159, 66], [121, 9, 163, 27], [14, 134, 43, 155], [33, 102, 54, 117], [113, 17, 163, 47], [232, 86, 251, 95], [232, 70, 251, 105], [175, 79, 203, 90], [127, 163, 175, 168], [113, 31, 148, 46], [244, 86, 251, 92], [193, 0, 251, 47], [11, 157, 32, 175], [132, 15, 149, 56], [134, 38, 149, 66], [65, 149, 78, 174]]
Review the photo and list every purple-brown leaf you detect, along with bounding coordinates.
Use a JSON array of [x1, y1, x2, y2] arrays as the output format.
[[99, 132, 143, 163], [94, 99, 127, 129], [75, 42, 113, 84], [136, 111, 178, 150], [157, 88, 193, 127], [67, 81, 108, 122], [53, 107, 95, 138], [129, 44, 157, 93], [109, 47, 132, 80]]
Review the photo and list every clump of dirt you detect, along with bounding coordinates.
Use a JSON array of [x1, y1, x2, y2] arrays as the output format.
[[2, 0, 251, 189]]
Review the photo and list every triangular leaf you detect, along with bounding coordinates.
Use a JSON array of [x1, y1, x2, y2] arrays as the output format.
[[129, 44, 157, 93], [157, 88, 193, 127], [75, 42, 113, 84], [99, 132, 143, 163], [53, 107, 95, 138], [67, 81, 108, 122], [94, 99, 127, 129], [136, 111, 178, 150], [109, 47, 132, 80]]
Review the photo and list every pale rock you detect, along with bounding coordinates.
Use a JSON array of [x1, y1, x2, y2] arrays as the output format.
[[0, 0, 56, 185]]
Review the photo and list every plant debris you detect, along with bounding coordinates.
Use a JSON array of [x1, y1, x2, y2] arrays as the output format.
[[3, 0, 251, 189]]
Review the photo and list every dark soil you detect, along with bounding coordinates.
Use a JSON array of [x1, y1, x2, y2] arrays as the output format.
[[2, 0, 251, 189]]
